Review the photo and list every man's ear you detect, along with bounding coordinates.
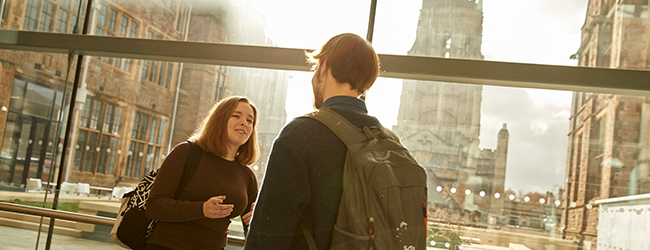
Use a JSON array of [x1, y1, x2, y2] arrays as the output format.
[[319, 61, 328, 77]]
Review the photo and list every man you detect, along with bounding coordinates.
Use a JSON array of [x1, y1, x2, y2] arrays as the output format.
[[244, 33, 381, 249]]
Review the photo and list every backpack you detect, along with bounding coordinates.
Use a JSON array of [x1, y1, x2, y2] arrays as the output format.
[[302, 108, 428, 250], [111, 140, 202, 250]]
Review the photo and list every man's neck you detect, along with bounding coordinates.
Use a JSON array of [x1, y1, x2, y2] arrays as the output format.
[[322, 81, 359, 101]]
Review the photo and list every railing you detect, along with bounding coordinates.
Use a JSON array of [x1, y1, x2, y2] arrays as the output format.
[[0, 202, 246, 247]]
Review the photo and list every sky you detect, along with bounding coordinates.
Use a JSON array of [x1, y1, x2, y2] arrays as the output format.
[[245, 0, 589, 196]]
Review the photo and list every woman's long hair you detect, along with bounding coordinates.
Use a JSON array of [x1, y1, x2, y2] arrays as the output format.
[[189, 96, 259, 165]]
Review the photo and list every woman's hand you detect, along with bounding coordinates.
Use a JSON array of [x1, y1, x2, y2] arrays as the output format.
[[203, 195, 234, 219], [242, 202, 255, 225]]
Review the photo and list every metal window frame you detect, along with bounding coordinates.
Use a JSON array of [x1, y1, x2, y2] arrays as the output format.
[[2, 30, 648, 97]]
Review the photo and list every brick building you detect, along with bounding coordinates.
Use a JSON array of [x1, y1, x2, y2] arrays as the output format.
[[562, 0, 650, 247], [0, 0, 288, 190], [392, 0, 509, 224]]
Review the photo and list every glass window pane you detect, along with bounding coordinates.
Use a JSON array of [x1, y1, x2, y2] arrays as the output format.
[[113, 106, 122, 134], [73, 130, 87, 171], [9, 79, 26, 112], [123, 58, 132, 71], [144, 145, 152, 174], [83, 132, 99, 172], [90, 99, 101, 130], [1, 0, 8, 21], [149, 118, 157, 144], [80, 98, 91, 128], [61, 0, 71, 9], [119, 16, 128, 36], [129, 20, 137, 37], [126, 141, 135, 176], [175, 3, 184, 32], [38, 1, 55, 32], [69, 14, 78, 33], [131, 112, 140, 139], [165, 63, 173, 88], [158, 62, 166, 85], [23, 0, 40, 31], [157, 118, 165, 144], [108, 8, 117, 31], [153, 147, 161, 170], [56, 9, 69, 33], [103, 104, 113, 133], [107, 137, 119, 175], [72, 0, 86, 16], [149, 61, 157, 82], [24, 82, 55, 118], [141, 60, 149, 79], [134, 142, 144, 178], [212, 73, 219, 101], [97, 4, 108, 27], [95, 27, 104, 36], [51, 89, 67, 120], [369, 0, 633, 71], [96, 135, 109, 173], [139, 114, 149, 141]]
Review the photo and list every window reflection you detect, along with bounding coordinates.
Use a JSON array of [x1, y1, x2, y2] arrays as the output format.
[[0, 0, 648, 249]]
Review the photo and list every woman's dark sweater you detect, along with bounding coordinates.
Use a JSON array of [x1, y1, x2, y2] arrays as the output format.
[[146, 141, 257, 250]]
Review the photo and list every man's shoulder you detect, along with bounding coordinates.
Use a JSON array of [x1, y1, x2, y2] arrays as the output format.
[[276, 110, 380, 143], [277, 114, 326, 138], [329, 108, 382, 128]]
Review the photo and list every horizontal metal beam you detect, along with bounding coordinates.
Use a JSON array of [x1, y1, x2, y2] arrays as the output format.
[[0, 202, 116, 227], [2, 30, 650, 96]]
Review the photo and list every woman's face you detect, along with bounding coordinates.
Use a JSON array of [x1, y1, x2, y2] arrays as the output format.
[[226, 101, 255, 150]]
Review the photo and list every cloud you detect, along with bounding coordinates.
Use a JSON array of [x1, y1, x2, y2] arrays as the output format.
[[531, 122, 550, 135], [480, 85, 571, 194]]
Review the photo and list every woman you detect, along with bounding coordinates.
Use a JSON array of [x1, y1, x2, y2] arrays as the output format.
[[145, 96, 259, 250]]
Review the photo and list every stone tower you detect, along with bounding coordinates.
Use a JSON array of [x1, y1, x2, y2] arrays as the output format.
[[393, 0, 508, 221]]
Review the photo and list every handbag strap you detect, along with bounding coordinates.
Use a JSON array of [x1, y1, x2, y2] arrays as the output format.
[[300, 223, 319, 250], [173, 140, 202, 198]]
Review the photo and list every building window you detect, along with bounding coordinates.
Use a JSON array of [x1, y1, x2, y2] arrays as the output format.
[[68, 0, 87, 34], [23, 0, 40, 31], [176, 2, 185, 32], [95, 4, 138, 69], [73, 97, 123, 175], [56, 8, 69, 33], [125, 111, 165, 178], [23, 0, 86, 33], [1, 0, 8, 23], [140, 31, 174, 88], [121, 20, 138, 71], [165, 62, 173, 88], [38, 0, 55, 32], [212, 65, 228, 101]]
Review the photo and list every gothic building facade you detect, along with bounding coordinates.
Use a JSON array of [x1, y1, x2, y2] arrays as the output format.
[[392, 0, 509, 223], [562, 0, 650, 246]]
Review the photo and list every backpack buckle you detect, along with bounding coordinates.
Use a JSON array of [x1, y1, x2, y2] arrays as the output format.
[[362, 127, 375, 140]]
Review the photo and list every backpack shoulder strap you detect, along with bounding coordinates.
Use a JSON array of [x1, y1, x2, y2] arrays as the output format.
[[174, 140, 202, 198], [304, 108, 374, 147]]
